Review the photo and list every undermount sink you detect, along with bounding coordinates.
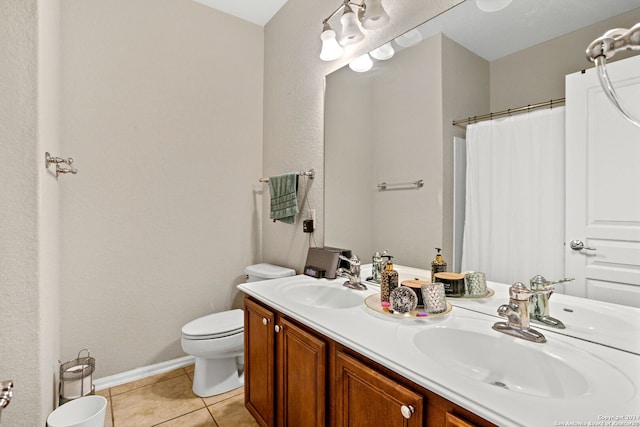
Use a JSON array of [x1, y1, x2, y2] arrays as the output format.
[[278, 282, 366, 309], [413, 323, 635, 400]]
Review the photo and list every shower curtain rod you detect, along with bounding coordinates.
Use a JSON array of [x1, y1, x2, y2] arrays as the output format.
[[452, 98, 565, 127]]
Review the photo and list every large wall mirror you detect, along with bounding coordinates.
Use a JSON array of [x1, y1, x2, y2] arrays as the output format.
[[325, 0, 640, 272]]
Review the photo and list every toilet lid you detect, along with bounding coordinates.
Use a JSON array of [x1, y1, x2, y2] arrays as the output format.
[[182, 309, 244, 340]]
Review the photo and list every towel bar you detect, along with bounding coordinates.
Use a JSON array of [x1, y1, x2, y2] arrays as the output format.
[[259, 169, 315, 183], [377, 179, 424, 191]]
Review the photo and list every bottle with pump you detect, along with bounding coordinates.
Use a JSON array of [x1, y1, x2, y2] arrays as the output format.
[[431, 248, 447, 282], [380, 255, 399, 303]]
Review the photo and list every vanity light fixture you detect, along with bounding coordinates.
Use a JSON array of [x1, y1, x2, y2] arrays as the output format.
[[394, 29, 423, 48], [369, 42, 394, 60], [349, 53, 374, 72], [320, 0, 390, 62]]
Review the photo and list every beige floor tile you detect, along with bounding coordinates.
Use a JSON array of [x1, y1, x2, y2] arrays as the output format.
[[112, 375, 205, 426], [155, 408, 218, 426], [202, 386, 244, 407], [111, 369, 187, 396], [94, 388, 110, 398], [209, 394, 258, 427]]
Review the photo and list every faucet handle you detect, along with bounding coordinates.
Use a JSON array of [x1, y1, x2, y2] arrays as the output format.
[[339, 254, 360, 266], [529, 275, 574, 290]]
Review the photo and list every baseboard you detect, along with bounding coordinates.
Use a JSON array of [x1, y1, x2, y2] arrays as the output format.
[[93, 355, 195, 391]]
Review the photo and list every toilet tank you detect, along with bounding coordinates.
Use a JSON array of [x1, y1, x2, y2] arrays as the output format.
[[245, 263, 296, 282]]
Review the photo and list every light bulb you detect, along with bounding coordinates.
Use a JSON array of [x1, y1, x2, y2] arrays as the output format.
[[349, 54, 373, 72], [369, 42, 394, 60], [360, 0, 390, 30], [394, 29, 423, 48], [339, 5, 364, 46], [320, 24, 344, 61]]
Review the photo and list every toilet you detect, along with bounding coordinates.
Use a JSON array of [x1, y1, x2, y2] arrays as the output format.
[[181, 263, 295, 397]]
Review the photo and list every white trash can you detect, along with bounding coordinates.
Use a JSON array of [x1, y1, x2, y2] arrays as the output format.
[[46, 395, 107, 427]]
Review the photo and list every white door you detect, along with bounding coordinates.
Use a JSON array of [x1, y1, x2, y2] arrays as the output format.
[[565, 55, 640, 307]]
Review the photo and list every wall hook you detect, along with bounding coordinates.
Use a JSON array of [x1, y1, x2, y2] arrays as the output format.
[[45, 152, 78, 177]]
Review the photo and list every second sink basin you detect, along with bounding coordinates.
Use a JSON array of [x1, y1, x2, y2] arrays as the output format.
[[412, 319, 635, 400], [278, 282, 366, 309]]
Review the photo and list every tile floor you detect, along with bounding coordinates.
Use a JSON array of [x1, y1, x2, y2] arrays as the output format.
[[94, 365, 259, 426]]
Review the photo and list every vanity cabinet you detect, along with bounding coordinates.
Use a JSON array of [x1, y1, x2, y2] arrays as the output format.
[[244, 297, 326, 427], [244, 298, 275, 426], [334, 350, 423, 427], [445, 412, 479, 427], [244, 296, 494, 427]]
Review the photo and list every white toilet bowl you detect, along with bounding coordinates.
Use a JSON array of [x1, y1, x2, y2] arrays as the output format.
[[181, 263, 295, 397], [181, 309, 245, 397]]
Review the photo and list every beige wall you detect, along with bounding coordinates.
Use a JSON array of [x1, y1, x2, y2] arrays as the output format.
[[60, 0, 263, 377], [490, 8, 640, 111], [325, 36, 444, 268], [322, 33, 489, 268], [262, 0, 463, 270], [0, 0, 61, 424], [441, 35, 490, 264]]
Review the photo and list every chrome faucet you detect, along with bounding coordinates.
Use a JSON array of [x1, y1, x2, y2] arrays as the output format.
[[529, 275, 574, 329], [336, 254, 367, 290], [493, 282, 554, 343], [367, 249, 388, 284]]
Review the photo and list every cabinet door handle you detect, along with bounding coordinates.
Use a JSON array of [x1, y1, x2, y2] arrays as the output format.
[[274, 325, 282, 333], [400, 404, 414, 419], [262, 318, 270, 325]]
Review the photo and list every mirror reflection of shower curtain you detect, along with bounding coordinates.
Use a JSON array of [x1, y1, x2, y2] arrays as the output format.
[[460, 107, 565, 284]]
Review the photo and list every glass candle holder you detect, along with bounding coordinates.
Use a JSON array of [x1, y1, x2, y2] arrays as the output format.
[[464, 271, 487, 297], [421, 283, 447, 314]]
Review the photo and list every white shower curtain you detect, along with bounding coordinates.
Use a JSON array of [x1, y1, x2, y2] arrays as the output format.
[[460, 107, 565, 285]]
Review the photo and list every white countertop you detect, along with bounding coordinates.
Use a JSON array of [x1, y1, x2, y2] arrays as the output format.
[[365, 264, 640, 355], [238, 273, 640, 427]]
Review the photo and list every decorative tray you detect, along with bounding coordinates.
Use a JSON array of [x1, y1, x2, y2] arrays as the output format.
[[447, 288, 495, 300], [364, 294, 452, 319]]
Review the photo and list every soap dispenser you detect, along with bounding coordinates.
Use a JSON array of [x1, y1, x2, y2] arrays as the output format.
[[431, 248, 447, 282], [380, 255, 399, 303]]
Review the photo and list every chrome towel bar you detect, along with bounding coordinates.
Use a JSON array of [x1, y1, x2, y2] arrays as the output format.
[[378, 179, 424, 191], [259, 169, 315, 183]]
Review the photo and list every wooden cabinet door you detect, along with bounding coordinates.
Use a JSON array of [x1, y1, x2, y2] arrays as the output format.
[[277, 317, 327, 427], [445, 412, 478, 427], [335, 351, 423, 427], [244, 297, 276, 427]]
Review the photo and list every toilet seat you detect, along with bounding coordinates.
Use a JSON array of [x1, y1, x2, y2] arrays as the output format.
[[182, 309, 244, 340]]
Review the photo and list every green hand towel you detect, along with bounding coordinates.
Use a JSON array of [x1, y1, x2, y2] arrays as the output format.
[[269, 173, 299, 224]]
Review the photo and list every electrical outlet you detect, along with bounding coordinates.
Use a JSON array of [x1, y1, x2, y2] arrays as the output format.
[[303, 219, 315, 233]]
